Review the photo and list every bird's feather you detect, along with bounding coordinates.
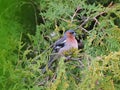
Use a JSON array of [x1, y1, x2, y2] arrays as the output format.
[[53, 36, 66, 52]]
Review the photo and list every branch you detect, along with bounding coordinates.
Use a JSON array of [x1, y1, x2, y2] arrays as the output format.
[[33, 44, 53, 60], [74, 17, 90, 33], [68, 71, 81, 82], [50, 73, 57, 82], [37, 76, 49, 86], [80, 27, 90, 33], [71, 6, 82, 23], [60, 18, 70, 23], [74, 1, 114, 32], [80, 17, 90, 27], [65, 56, 85, 68]]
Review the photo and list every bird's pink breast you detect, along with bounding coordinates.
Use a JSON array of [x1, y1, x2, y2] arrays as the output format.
[[66, 38, 78, 49]]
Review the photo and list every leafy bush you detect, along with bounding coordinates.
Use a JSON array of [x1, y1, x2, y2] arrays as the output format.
[[0, 0, 120, 90]]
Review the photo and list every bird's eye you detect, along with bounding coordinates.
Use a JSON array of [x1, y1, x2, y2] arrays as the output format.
[[70, 32, 74, 34]]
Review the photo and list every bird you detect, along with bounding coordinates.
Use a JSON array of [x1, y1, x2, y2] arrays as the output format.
[[53, 30, 78, 53], [42, 30, 78, 73]]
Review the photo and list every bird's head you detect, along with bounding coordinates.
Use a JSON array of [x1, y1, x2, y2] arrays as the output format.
[[65, 30, 76, 37]]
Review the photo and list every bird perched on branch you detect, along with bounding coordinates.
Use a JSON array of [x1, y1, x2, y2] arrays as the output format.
[[42, 30, 78, 73]]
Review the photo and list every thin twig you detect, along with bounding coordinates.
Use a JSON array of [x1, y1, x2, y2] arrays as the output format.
[[37, 76, 49, 86], [60, 18, 70, 23], [71, 57, 85, 68], [65, 57, 85, 68], [80, 17, 90, 27], [94, 11, 106, 19], [51, 73, 57, 82], [74, 17, 90, 33], [71, 6, 82, 23], [68, 71, 81, 82], [78, 59, 85, 67], [33, 44, 53, 60], [108, 1, 113, 8], [80, 27, 90, 33], [93, 17, 100, 28], [93, 17, 100, 24], [42, 53, 60, 74]]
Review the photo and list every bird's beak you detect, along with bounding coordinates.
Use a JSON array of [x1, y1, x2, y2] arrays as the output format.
[[73, 32, 76, 36]]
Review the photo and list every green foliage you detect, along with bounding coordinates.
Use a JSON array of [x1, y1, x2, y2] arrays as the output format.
[[0, 0, 37, 90], [79, 51, 120, 90], [0, 0, 120, 90]]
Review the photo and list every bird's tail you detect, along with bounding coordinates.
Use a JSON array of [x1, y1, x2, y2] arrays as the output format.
[[42, 54, 58, 73]]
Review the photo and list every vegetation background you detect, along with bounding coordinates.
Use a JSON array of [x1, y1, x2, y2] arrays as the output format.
[[0, 0, 120, 90]]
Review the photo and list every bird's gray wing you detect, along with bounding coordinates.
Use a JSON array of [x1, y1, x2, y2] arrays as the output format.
[[53, 36, 67, 52]]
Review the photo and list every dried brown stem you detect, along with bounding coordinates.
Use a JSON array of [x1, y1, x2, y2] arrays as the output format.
[[51, 73, 57, 82], [71, 6, 82, 23], [37, 76, 49, 86]]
